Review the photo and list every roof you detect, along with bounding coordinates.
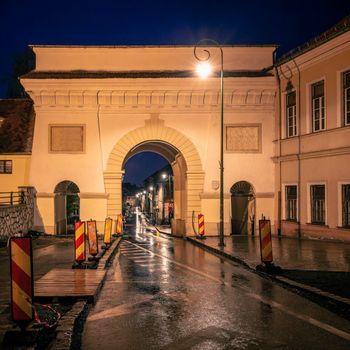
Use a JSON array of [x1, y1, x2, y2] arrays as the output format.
[[29, 44, 278, 49], [277, 15, 350, 65], [21, 69, 273, 79], [0, 99, 35, 154]]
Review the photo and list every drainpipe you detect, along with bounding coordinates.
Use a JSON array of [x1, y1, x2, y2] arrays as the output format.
[[292, 58, 302, 239], [273, 49, 282, 237]]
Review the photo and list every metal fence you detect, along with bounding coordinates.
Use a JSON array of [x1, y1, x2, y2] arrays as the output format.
[[0, 191, 24, 206]]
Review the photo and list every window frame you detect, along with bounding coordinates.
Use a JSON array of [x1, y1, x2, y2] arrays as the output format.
[[0, 160, 13, 174], [341, 183, 350, 228], [310, 184, 326, 225], [343, 70, 350, 126], [285, 185, 297, 221], [311, 80, 326, 132], [286, 90, 297, 138]]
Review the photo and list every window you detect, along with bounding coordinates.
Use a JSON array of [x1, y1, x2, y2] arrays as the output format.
[[343, 71, 350, 126], [0, 160, 12, 174], [311, 81, 325, 132], [286, 91, 297, 137], [285, 185, 297, 221], [342, 184, 350, 228], [311, 185, 325, 224]]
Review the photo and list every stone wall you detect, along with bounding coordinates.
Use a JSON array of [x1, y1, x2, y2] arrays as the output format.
[[0, 187, 35, 241]]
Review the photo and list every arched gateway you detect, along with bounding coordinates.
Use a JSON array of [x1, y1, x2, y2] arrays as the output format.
[[104, 119, 204, 236], [21, 45, 276, 236]]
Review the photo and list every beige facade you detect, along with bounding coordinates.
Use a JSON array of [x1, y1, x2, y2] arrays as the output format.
[[20, 45, 276, 236], [275, 28, 350, 241]]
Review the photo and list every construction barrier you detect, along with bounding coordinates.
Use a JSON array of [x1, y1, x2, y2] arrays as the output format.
[[198, 213, 205, 236], [87, 220, 99, 257], [104, 217, 113, 246], [74, 221, 86, 263], [10, 236, 34, 328], [116, 214, 123, 235], [258, 219, 273, 263]]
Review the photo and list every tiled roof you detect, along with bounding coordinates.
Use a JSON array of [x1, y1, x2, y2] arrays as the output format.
[[277, 15, 350, 65], [0, 99, 35, 153], [21, 69, 273, 79]]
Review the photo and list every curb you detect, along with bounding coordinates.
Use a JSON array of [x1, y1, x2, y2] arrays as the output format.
[[186, 236, 350, 310], [187, 237, 252, 269]]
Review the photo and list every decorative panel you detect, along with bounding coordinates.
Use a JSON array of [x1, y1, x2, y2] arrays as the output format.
[[226, 124, 261, 153], [49, 125, 85, 153]]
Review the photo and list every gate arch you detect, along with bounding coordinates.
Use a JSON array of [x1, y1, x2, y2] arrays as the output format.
[[104, 123, 204, 236]]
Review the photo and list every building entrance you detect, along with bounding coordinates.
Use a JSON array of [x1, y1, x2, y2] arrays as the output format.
[[231, 181, 255, 235], [54, 181, 80, 235]]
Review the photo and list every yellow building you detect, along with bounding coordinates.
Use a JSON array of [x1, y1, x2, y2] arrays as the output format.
[[274, 15, 350, 241]]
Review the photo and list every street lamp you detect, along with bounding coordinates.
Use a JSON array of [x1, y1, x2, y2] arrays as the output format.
[[194, 39, 225, 247]]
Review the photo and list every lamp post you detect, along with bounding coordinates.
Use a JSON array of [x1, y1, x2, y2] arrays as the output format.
[[194, 39, 225, 247]]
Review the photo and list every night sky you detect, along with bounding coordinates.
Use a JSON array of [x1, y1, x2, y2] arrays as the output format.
[[1, 0, 349, 184]]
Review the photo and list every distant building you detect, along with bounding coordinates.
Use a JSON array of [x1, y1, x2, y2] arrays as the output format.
[[0, 99, 34, 192], [143, 164, 173, 225]]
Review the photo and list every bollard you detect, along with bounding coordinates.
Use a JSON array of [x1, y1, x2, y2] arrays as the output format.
[[197, 213, 206, 239], [116, 214, 123, 236], [87, 219, 99, 259], [103, 217, 113, 248], [73, 221, 86, 268], [9, 236, 34, 330], [258, 219, 273, 263]]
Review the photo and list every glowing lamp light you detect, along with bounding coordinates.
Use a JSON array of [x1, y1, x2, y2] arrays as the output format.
[[196, 62, 212, 79], [149, 186, 153, 191], [162, 173, 167, 179], [143, 190, 146, 194]]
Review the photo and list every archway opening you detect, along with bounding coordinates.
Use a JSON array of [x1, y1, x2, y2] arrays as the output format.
[[122, 141, 187, 236], [54, 180, 80, 235], [230, 181, 255, 235]]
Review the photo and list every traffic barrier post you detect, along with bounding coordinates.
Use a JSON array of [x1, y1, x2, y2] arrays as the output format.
[[116, 214, 123, 236], [258, 219, 273, 263], [103, 217, 113, 248], [87, 219, 99, 259], [9, 236, 34, 330], [197, 213, 206, 240], [73, 221, 86, 268]]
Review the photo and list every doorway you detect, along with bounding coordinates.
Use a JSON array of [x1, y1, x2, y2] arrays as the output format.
[[231, 181, 255, 235], [54, 181, 80, 234]]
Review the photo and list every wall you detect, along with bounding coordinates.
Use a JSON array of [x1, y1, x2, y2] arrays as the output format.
[[0, 155, 31, 192], [0, 187, 35, 241]]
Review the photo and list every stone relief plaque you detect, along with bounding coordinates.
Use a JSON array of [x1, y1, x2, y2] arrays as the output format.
[[226, 124, 261, 153], [50, 125, 85, 153]]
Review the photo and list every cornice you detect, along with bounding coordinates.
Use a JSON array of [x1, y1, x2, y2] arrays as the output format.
[[24, 88, 276, 110], [273, 146, 350, 162], [278, 32, 350, 75]]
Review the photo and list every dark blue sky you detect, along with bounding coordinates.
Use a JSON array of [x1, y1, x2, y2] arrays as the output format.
[[1, 0, 349, 184], [1, 0, 350, 97], [124, 152, 168, 185]]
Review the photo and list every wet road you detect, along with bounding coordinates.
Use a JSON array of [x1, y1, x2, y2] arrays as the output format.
[[82, 214, 350, 349]]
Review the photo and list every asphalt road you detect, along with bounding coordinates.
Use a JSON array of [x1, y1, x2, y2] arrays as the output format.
[[82, 213, 350, 349]]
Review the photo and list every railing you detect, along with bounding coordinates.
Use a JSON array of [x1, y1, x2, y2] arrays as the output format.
[[0, 191, 25, 206]]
